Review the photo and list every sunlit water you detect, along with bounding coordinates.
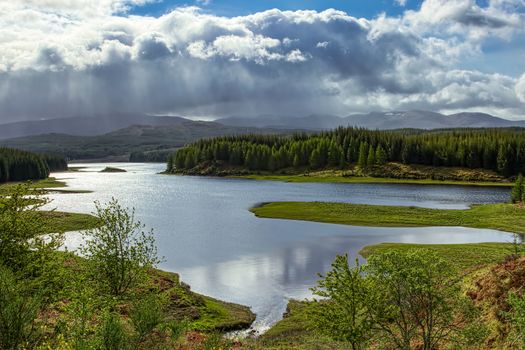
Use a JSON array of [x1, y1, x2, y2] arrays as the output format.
[[47, 163, 513, 331]]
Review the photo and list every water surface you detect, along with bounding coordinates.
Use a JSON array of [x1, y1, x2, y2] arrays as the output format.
[[48, 163, 512, 331]]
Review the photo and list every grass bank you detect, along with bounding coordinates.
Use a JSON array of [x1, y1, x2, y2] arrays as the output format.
[[39, 211, 101, 233], [360, 242, 515, 270], [238, 173, 512, 187], [251, 202, 525, 235], [183, 162, 513, 187], [0, 177, 91, 194]]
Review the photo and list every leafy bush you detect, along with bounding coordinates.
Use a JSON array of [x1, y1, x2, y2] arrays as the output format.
[[80, 198, 161, 296]]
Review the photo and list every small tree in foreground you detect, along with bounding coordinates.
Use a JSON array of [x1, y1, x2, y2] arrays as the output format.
[[312, 250, 476, 349], [367, 250, 464, 350], [81, 198, 161, 296], [311, 255, 373, 350]]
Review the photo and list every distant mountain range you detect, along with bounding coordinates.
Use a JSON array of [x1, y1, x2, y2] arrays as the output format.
[[0, 114, 190, 140], [1, 110, 524, 161], [0, 121, 292, 161], [218, 111, 525, 130], [1, 111, 524, 141]]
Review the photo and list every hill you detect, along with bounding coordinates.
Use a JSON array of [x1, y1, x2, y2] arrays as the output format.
[[0, 113, 190, 139], [218, 110, 525, 130], [0, 122, 294, 161]]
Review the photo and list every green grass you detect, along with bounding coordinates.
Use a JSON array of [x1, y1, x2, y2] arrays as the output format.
[[191, 296, 256, 331], [237, 174, 512, 187], [39, 211, 101, 233], [251, 202, 525, 235], [0, 177, 92, 194], [360, 242, 515, 270], [0, 177, 66, 194]]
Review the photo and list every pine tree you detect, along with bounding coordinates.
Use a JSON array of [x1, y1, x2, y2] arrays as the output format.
[[310, 149, 323, 169], [511, 174, 524, 203], [367, 147, 376, 168], [375, 146, 387, 166], [497, 145, 509, 175], [358, 142, 368, 168]]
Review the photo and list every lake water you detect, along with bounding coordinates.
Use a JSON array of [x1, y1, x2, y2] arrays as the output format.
[[48, 163, 513, 331]]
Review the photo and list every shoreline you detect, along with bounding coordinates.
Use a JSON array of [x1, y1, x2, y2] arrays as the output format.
[[232, 173, 513, 187], [250, 201, 525, 235]]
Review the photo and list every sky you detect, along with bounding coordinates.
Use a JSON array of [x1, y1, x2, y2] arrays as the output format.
[[0, 0, 524, 122]]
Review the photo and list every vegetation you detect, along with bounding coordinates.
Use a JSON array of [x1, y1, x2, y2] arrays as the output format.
[[360, 242, 515, 270], [512, 173, 525, 203], [258, 243, 525, 350], [0, 185, 255, 350], [100, 167, 127, 173], [80, 199, 161, 296], [0, 147, 67, 183], [251, 202, 525, 235], [237, 164, 511, 187], [310, 250, 472, 350], [170, 127, 525, 179]]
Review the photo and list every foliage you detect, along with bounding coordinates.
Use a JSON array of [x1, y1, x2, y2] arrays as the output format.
[[512, 173, 525, 203], [0, 147, 67, 183], [80, 198, 161, 296], [0, 184, 64, 281], [97, 312, 129, 350], [311, 250, 476, 350], [366, 250, 466, 349], [170, 127, 525, 176], [310, 255, 373, 350], [506, 292, 525, 347], [130, 294, 165, 344], [0, 266, 42, 350]]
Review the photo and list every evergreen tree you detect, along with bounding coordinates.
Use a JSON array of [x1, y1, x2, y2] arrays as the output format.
[[511, 174, 524, 203], [375, 146, 387, 166], [366, 147, 376, 168], [167, 128, 525, 177], [358, 142, 369, 168], [310, 149, 323, 169], [497, 145, 509, 175]]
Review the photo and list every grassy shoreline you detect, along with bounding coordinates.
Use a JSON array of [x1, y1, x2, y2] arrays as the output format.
[[251, 202, 525, 235], [0, 177, 92, 194], [174, 162, 513, 187], [235, 173, 512, 187]]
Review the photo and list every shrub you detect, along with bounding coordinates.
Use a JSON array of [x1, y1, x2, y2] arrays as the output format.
[[97, 312, 128, 350], [0, 266, 41, 350], [80, 198, 161, 296], [130, 294, 164, 344]]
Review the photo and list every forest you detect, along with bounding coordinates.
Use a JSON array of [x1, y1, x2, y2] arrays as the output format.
[[169, 128, 525, 176], [0, 147, 67, 183]]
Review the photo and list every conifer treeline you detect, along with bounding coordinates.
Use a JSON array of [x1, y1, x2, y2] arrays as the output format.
[[168, 128, 525, 176], [0, 148, 67, 183]]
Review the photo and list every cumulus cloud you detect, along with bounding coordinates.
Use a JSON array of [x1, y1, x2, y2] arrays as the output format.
[[0, 0, 524, 122], [516, 74, 525, 103]]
